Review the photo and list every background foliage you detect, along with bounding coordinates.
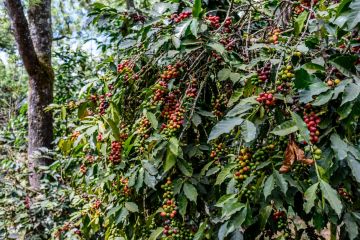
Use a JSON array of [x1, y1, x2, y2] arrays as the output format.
[[1, 0, 360, 239]]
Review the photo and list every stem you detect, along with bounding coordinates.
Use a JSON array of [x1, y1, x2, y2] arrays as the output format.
[[330, 222, 337, 240]]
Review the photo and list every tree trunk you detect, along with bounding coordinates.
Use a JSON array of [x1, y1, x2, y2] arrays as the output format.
[[126, 0, 135, 9], [5, 0, 54, 189]]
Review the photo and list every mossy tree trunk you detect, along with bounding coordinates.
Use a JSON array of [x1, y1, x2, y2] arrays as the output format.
[[5, 0, 53, 189]]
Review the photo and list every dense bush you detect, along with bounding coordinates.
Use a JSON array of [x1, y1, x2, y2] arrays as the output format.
[[51, 0, 360, 239], [2, 0, 360, 239]]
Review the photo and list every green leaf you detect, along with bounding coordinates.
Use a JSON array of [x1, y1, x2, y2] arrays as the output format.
[[228, 89, 244, 107], [192, 0, 202, 18], [302, 62, 325, 74], [341, 83, 360, 106], [115, 207, 129, 224], [178, 194, 188, 218], [294, 11, 309, 35], [208, 42, 226, 55], [347, 0, 360, 29], [259, 205, 273, 230], [183, 182, 198, 202], [175, 19, 191, 38], [344, 213, 359, 240], [303, 183, 319, 214], [215, 194, 237, 207], [229, 72, 241, 83], [200, 160, 214, 176], [222, 200, 245, 218], [190, 19, 199, 37], [241, 120, 256, 143], [271, 120, 298, 136], [226, 98, 256, 117], [144, 171, 157, 189], [215, 163, 237, 185], [273, 170, 288, 194], [291, 112, 310, 143], [338, 102, 354, 120], [294, 68, 312, 89], [193, 221, 207, 240], [177, 158, 193, 177], [208, 118, 245, 141], [299, 82, 330, 103], [218, 68, 231, 81], [218, 222, 229, 240], [347, 153, 360, 183], [146, 111, 158, 129], [169, 137, 180, 156], [164, 150, 177, 172], [263, 175, 275, 200], [149, 227, 163, 240], [312, 90, 334, 106], [330, 55, 358, 77], [319, 179, 343, 217], [330, 133, 348, 160], [142, 160, 158, 175], [231, 207, 247, 227], [125, 202, 139, 212]]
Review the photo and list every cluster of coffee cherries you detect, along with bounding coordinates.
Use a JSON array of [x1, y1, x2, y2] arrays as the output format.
[[294, 0, 319, 14], [212, 94, 228, 117], [219, 37, 235, 51], [239, 185, 256, 200], [256, 92, 276, 107], [160, 178, 179, 237], [117, 60, 132, 74], [153, 64, 181, 103], [303, 106, 321, 143], [80, 164, 87, 175], [276, 65, 294, 93], [223, 17, 233, 33], [109, 141, 122, 163], [292, 162, 312, 184], [92, 199, 101, 210], [252, 63, 272, 85], [234, 148, 253, 181], [211, 51, 222, 62], [210, 143, 227, 164], [160, 94, 185, 136], [338, 187, 352, 202], [120, 177, 131, 196], [205, 15, 221, 28], [185, 79, 197, 98], [54, 222, 81, 238], [71, 131, 80, 141], [99, 94, 112, 115], [130, 13, 145, 22], [326, 78, 341, 87], [268, 28, 281, 44], [170, 11, 191, 23], [272, 210, 287, 230], [160, 64, 181, 80], [138, 117, 151, 139]]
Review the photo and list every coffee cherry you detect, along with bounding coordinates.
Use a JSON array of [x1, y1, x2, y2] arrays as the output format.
[[256, 92, 276, 106], [170, 11, 191, 23], [80, 164, 87, 174], [205, 15, 220, 29], [303, 108, 321, 143], [268, 28, 281, 44]]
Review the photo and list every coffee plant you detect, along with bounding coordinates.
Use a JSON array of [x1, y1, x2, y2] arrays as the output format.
[[54, 0, 360, 239]]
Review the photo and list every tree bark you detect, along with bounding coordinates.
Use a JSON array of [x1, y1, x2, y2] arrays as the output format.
[[5, 0, 54, 189], [126, 0, 135, 9]]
